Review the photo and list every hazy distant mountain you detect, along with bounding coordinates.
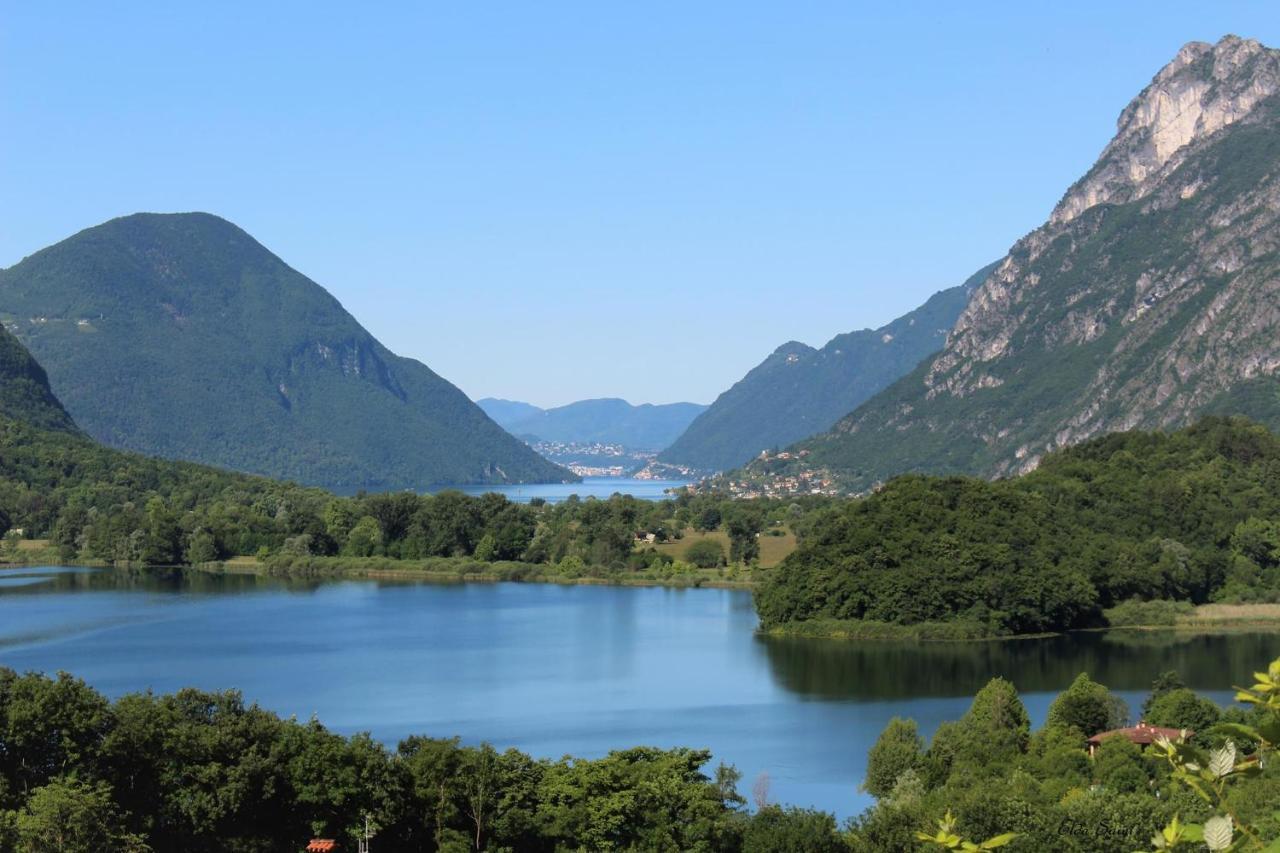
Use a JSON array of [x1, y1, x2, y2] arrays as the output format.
[[0, 213, 572, 489], [741, 35, 1280, 491], [478, 397, 707, 450], [657, 266, 993, 472]]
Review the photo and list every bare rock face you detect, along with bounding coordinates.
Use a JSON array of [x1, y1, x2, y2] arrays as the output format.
[[1053, 37, 1280, 226], [749, 35, 1280, 491]]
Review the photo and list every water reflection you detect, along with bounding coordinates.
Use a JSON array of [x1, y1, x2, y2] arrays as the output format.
[[758, 630, 1280, 700], [3, 567, 1279, 819]]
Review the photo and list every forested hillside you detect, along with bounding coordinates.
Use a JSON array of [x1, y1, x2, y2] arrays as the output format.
[[757, 417, 1280, 636], [0, 325, 76, 433], [659, 265, 991, 472], [0, 213, 570, 489]]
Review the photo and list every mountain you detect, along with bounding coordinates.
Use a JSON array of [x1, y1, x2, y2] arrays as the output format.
[[744, 35, 1280, 492], [0, 323, 77, 432], [475, 399, 546, 434], [477, 397, 707, 449], [658, 267, 993, 472], [0, 213, 571, 489]]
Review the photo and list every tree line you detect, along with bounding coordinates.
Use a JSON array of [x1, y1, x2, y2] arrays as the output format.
[[756, 417, 1280, 635], [4, 655, 1277, 851], [0, 415, 834, 575], [0, 667, 841, 852]]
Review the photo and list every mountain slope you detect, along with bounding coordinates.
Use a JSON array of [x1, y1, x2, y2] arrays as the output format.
[[750, 35, 1280, 491], [478, 397, 707, 449], [0, 324, 77, 432], [659, 266, 993, 472], [0, 213, 571, 489]]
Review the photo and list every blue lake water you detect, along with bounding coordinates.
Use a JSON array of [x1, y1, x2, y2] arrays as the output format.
[[1, 566, 1276, 818], [441, 476, 691, 503]]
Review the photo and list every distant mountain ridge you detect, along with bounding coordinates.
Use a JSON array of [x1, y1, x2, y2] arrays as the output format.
[[478, 397, 706, 450], [743, 35, 1280, 491], [0, 213, 572, 489], [657, 265, 994, 472]]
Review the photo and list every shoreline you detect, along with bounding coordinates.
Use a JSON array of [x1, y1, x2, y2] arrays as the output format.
[[763, 606, 1280, 644], [12, 558, 1279, 640], [202, 556, 757, 591]]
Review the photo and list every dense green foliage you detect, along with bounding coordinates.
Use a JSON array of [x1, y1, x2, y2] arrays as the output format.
[[845, 658, 1280, 852], [753, 89, 1280, 493], [756, 418, 1280, 635], [0, 212, 569, 489], [0, 416, 334, 563], [0, 326, 75, 434], [659, 266, 992, 472], [0, 669, 761, 852], [6, 657, 1272, 851], [0, 408, 834, 578], [478, 397, 707, 451]]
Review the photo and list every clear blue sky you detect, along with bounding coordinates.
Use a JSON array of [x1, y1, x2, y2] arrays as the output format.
[[3, 3, 1278, 407]]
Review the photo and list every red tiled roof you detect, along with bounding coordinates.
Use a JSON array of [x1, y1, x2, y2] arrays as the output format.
[[307, 841, 338, 853], [1087, 721, 1191, 745]]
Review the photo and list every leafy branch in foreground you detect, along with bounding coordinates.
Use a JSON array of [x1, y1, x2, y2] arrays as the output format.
[[1138, 656, 1280, 852], [916, 810, 1016, 851]]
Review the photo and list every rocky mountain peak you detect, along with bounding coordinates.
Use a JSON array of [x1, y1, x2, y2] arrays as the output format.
[[1051, 35, 1280, 226], [927, 35, 1280, 395], [746, 34, 1280, 495]]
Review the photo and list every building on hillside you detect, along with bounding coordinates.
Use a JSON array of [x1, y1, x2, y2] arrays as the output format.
[[1086, 721, 1191, 756], [306, 840, 338, 853]]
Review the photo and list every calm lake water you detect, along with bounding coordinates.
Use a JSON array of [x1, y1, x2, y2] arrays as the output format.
[[2, 566, 1277, 818], [442, 476, 691, 503]]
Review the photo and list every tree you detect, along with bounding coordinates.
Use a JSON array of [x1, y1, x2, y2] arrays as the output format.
[[344, 516, 382, 557], [473, 534, 497, 563], [14, 778, 148, 853], [964, 677, 1031, 757], [742, 806, 846, 853], [1141, 670, 1186, 719], [694, 506, 722, 532], [724, 505, 764, 565], [1091, 735, 1149, 793], [1143, 688, 1220, 735], [685, 539, 726, 569], [1046, 672, 1127, 736], [142, 497, 182, 565], [864, 717, 923, 799], [184, 528, 219, 564]]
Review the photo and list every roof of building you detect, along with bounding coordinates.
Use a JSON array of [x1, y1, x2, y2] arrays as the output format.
[[306, 841, 338, 853], [1086, 721, 1191, 746]]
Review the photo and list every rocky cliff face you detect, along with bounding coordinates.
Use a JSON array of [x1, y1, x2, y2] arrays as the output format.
[[746, 35, 1280, 491]]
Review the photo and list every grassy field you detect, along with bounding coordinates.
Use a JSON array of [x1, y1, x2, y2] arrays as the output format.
[[1179, 603, 1280, 625], [0, 538, 64, 565], [646, 528, 797, 568]]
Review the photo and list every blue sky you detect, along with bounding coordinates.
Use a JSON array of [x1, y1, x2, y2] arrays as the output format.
[[3, 3, 1278, 407]]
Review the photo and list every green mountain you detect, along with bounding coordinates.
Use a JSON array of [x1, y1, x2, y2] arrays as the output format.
[[0, 323, 76, 432], [0, 213, 571, 490], [740, 36, 1280, 492], [658, 267, 992, 472], [0, 321, 330, 544], [477, 397, 707, 449]]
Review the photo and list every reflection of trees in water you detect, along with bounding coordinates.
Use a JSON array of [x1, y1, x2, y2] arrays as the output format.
[[0, 566, 325, 597], [758, 631, 1280, 701]]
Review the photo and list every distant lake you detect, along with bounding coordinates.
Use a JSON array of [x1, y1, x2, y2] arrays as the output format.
[[440, 476, 691, 503], [2, 566, 1277, 818]]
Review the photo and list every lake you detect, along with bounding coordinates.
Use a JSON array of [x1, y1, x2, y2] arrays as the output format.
[[2, 566, 1277, 819], [443, 476, 691, 503]]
